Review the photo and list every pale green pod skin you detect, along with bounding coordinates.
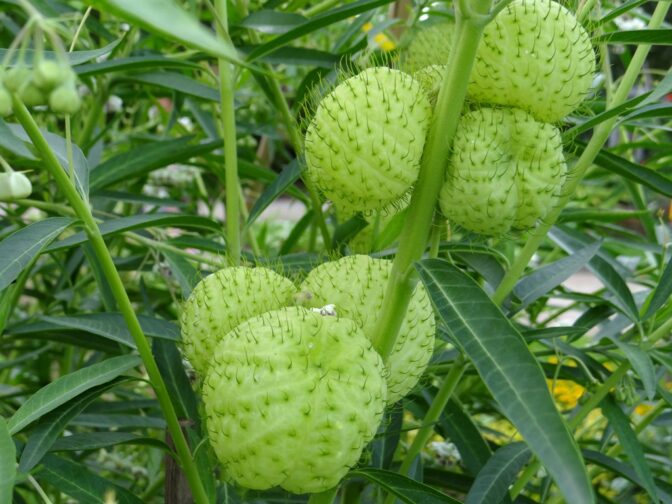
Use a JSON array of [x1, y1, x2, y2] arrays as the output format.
[[305, 67, 432, 214], [203, 306, 386, 494], [49, 83, 82, 115], [401, 23, 454, 74], [0, 86, 11, 117], [0, 172, 32, 201], [413, 64, 445, 108], [439, 107, 566, 236], [470, 0, 595, 122], [19, 81, 47, 107], [299, 255, 435, 404], [33, 61, 67, 91], [180, 267, 297, 377]]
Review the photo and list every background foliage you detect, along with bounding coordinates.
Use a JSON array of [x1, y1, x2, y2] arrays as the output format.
[[0, 0, 671, 503]]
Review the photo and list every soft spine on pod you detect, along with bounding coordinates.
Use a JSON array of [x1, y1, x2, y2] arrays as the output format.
[[202, 307, 387, 494], [299, 255, 436, 403], [439, 107, 567, 235], [179, 266, 297, 377], [305, 67, 432, 214]]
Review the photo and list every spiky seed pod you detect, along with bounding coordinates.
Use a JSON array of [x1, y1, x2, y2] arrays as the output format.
[[299, 255, 435, 403], [471, 0, 595, 122], [439, 107, 566, 235], [203, 306, 386, 494], [180, 267, 297, 377], [305, 67, 432, 214], [0, 171, 32, 201], [401, 23, 454, 74]]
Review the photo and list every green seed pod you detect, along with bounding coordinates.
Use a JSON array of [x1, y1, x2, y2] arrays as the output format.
[[203, 306, 386, 494], [470, 0, 595, 122], [413, 64, 445, 107], [439, 107, 566, 235], [0, 171, 32, 201], [19, 81, 47, 107], [3, 67, 30, 93], [33, 60, 67, 91], [401, 23, 454, 74], [299, 255, 435, 403], [0, 86, 11, 117], [180, 266, 297, 377], [305, 67, 432, 214], [49, 82, 81, 114]]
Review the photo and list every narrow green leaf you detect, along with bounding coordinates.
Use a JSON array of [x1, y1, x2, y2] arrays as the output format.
[[152, 338, 199, 421], [549, 226, 639, 322], [8, 355, 140, 435], [601, 397, 659, 502], [76, 55, 201, 77], [465, 443, 531, 504], [18, 381, 122, 473], [575, 141, 672, 198], [0, 218, 74, 291], [642, 257, 672, 320], [246, 0, 395, 61], [606, 338, 656, 400], [44, 213, 221, 252], [69, 413, 166, 429], [51, 432, 168, 452], [0, 119, 35, 158], [89, 137, 221, 189], [596, 0, 648, 25], [85, 0, 241, 64], [123, 72, 220, 101], [595, 29, 672, 45], [246, 159, 303, 228], [0, 417, 15, 503], [583, 450, 672, 503], [239, 10, 307, 34], [38, 313, 180, 348], [415, 259, 593, 504], [39, 454, 144, 504], [162, 251, 200, 298], [0, 39, 121, 66], [513, 241, 601, 310], [349, 468, 461, 504]]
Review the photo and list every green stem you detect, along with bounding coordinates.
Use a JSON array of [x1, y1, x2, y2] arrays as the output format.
[[303, 0, 340, 17], [492, 0, 671, 306], [371, 0, 493, 360], [11, 96, 210, 504], [215, 0, 241, 265], [385, 359, 466, 504], [308, 486, 339, 504]]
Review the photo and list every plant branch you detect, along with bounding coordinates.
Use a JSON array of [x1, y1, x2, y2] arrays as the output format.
[[371, 0, 493, 360], [11, 96, 210, 504]]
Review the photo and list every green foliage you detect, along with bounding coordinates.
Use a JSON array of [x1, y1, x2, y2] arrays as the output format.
[[0, 0, 670, 503]]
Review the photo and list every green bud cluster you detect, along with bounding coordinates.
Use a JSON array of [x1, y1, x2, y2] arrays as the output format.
[[1, 59, 81, 116], [0, 170, 32, 201]]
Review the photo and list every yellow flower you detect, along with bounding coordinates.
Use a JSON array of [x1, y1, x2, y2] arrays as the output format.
[[635, 403, 653, 416], [360, 23, 396, 51]]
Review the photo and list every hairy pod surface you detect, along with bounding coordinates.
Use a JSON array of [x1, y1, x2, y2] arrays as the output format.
[[0, 171, 32, 201], [439, 107, 567, 235], [299, 255, 435, 403], [471, 0, 595, 121], [403, 0, 594, 122], [402, 23, 454, 74], [180, 266, 297, 377], [202, 307, 386, 494], [305, 67, 432, 214]]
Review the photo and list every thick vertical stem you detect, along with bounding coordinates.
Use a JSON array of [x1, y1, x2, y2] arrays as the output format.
[[215, 0, 241, 265], [12, 97, 210, 504], [371, 2, 493, 360]]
